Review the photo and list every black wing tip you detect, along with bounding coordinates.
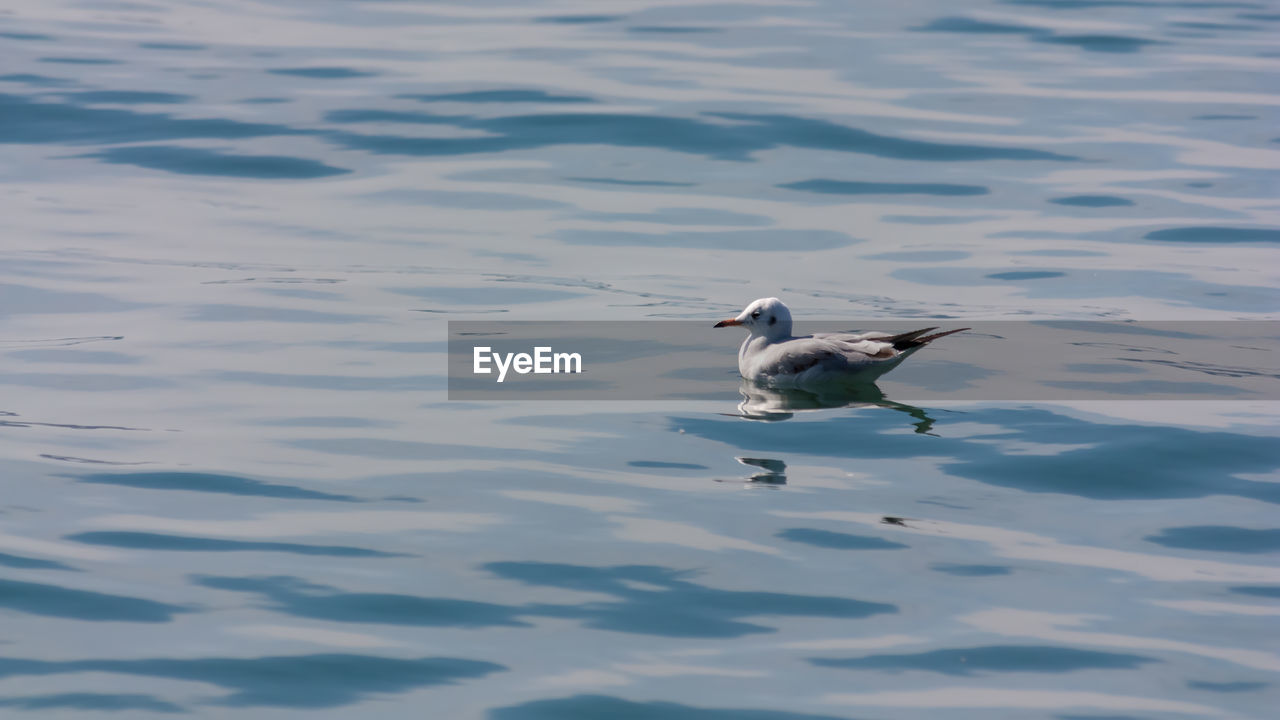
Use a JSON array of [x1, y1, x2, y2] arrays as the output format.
[[893, 327, 970, 349], [915, 327, 970, 344]]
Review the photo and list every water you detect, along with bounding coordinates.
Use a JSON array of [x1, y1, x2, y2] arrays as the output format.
[[1, 0, 1278, 717]]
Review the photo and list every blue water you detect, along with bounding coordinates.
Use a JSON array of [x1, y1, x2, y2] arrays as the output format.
[[1, 0, 1278, 718]]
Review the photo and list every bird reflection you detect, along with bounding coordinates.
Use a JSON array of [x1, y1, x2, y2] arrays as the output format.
[[739, 457, 787, 485], [714, 456, 787, 487], [732, 379, 938, 434]]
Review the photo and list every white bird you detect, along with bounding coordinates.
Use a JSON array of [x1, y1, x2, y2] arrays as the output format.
[[714, 297, 968, 386]]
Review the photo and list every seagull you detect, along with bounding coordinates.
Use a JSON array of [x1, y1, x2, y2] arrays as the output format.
[[714, 297, 968, 386]]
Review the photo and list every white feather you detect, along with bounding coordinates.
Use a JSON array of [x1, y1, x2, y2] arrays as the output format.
[[715, 298, 965, 386]]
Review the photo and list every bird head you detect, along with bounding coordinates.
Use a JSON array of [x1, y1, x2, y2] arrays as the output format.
[[714, 297, 792, 339]]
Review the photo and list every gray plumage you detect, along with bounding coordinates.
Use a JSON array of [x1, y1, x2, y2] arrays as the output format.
[[714, 298, 968, 385]]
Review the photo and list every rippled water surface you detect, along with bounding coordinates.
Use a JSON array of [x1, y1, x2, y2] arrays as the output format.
[[1, 0, 1278, 717]]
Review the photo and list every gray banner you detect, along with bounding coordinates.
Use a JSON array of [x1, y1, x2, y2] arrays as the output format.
[[448, 321, 1279, 401]]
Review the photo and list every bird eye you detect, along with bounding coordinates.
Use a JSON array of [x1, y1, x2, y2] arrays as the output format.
[[751, 310, 761, 319]]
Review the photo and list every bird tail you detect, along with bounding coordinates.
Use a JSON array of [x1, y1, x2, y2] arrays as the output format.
[[888, 327, 969, 350]]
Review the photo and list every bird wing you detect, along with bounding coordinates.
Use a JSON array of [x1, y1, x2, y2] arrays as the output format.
[[741, 326, 969, 383], [751, 335, 896, 377], [811, 333, 899, 359]]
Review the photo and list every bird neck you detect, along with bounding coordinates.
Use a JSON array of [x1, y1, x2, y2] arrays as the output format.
[[751, 324, 791, 343], [741, 333, 780, 359]]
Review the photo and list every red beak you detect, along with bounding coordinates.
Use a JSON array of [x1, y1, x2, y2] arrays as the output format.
[[714, 318, 742, 328]]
